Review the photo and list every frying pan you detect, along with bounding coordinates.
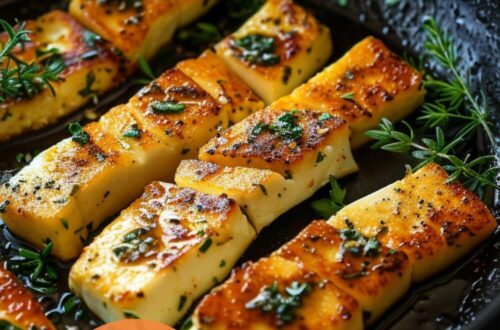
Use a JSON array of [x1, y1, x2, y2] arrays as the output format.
[[0, 0, 498, 329]]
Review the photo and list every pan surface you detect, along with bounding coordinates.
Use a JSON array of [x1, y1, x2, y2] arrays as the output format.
[[0, 0, 498, 329]]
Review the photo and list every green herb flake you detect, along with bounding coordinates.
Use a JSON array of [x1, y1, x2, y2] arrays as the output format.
[[318, 113, 332, 121], [316, 151, 325, 163], [123, 310, 140, 319], [233, 34, 280, 66], [248, 111, 303, 143], [310, 176, 346, 218], [219, 259, 226, 268], [178, 295, 187, 311], [68, 122, 90, 145], [78, 71, 96, 97], [341, 92, 354, 100], [245, 281, 311, 323], [180, 319, 193, 330], [151, 100, 186, 114], [0, 200, 9, 213], [83, 30, 101, 48], [123, 124, 142, 139], [199, 238, 213, 253], [60, 218, 69, 230]]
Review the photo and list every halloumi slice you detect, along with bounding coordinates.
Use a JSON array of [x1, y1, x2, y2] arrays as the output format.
[[275, 220, 411, 323], [0, 10, 125, 141], [69, 0, 219, 61], [176, 160, 295, 232], [0, 263, 55, 330], [190, 254, 363, 330], [328, 163, 497, 282], [215, 0, 333, 104], [69, 182, 256, 325], [177, 50, 265, 124], [199, 104, 358, 189], [290, 36, 425, 148]]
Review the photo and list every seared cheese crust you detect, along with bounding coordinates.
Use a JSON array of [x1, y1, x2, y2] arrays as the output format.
[[199, 105, 358, 179], [0, 10, 124, 141], [176, 160, 295, 232], [192, 255, 363, 330], [215, 0, 332, 104], [69, 0, 218, 61], [276, 221, 411, 323], [69, 182, 256, 325], [0, 263, 55, 330], [177, 51, 265, 124], [291, 36, 425, 148], [328, 163, 497, 282]]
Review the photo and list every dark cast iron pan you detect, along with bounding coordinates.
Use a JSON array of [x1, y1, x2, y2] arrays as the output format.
[[0, 0, 498, 329]]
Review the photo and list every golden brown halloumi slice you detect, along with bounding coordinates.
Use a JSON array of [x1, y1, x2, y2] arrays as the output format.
[[290, 36, 425, 148], [69, 0, 218, 61], [191, 254, 363, 330], [176, 160, 295, 232], [0, 263, 55, 330], [276, 220, 411, 324], [0, 10, 125, 141], [328, 163, 497, 282], [215, 0, 332, 104], [69, 182, 256, 325], [199, 104, 358, 183], [177, 50, 265, 124], [0, 68, 232, 261]]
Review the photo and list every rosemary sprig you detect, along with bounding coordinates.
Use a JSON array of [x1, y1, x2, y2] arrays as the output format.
[[365, 18, 499, 197], [0, 19, 66, 103], [132, 55, 156, 85], [6, 241, 59, 294]]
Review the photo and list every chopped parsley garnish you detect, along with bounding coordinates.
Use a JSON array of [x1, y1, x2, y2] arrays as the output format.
[[341, 92, 355, 100], [60, 218, 69, 230], [339, 226, 381, 258], [68, 122, 90, 145], [123, 124, 142, 138], [310, 176, 346, 218], [248, 111, 303, 143], [233, 34, 280, 66], [151, 100, 186, 114], [245, 281, 311, 323]]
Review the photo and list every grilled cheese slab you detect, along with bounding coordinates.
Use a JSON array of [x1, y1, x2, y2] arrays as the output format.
[[0, 10, 125, 141], [215, 0, 332, 104], [328, 163, 497, 282], [177, 50, 265, 124], [0, 263, 55, 330], [69, 0, 218, 61], [69, 182, 256, 325], [275, 221, 411, 324], [190, 164, 495, 328], [290, 36, 425, 148], [191, 254, 364, 330]]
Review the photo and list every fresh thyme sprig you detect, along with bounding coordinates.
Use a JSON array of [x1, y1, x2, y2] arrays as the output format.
[[6, 241, 59, 294], [365, 18, 499, 197], [0, 19, 66, 103]]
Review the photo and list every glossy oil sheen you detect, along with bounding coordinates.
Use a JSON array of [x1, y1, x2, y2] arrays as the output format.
[[0, 0, 498, 329]]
